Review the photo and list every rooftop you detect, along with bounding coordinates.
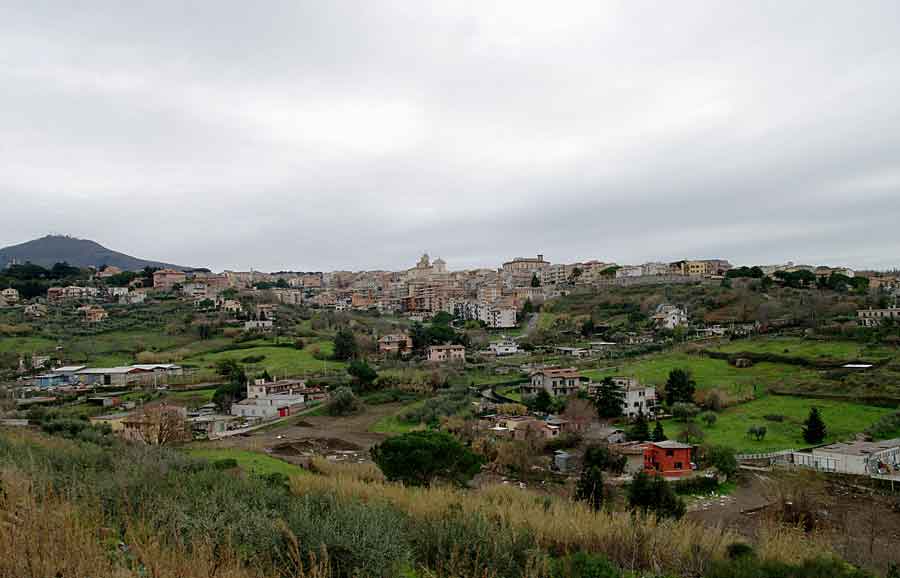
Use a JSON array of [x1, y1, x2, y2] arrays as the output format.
[[649, 440, 693, 450], [815, 438, 900, 456]]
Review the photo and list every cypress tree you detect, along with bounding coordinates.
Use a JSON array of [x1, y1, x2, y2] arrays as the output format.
[[802, 407, 827, 444]]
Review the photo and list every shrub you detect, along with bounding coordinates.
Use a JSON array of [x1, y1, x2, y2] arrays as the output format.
[[763, 414, 785, 422], [371, 430, 484, 487], [552, 552, 620, 578], [326, 387, 362, 416], [672, 475, 719, 495]]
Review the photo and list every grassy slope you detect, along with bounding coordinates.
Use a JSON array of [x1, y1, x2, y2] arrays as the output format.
[[185, 447, 307, 477], [712, 337, 894, 362], [370, 400, 428, 434], [182, 341, 345, 376], [665, 395, 892, 453], [584, 352, 822, 396]]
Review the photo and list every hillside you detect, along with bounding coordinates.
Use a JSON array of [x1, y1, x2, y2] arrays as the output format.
[[0, 235, 190, 271]]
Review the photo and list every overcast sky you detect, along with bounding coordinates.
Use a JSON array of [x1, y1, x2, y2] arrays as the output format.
[[2, 1, 899, 272]]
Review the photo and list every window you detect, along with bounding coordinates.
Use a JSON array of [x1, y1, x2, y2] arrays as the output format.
[[674, 462, 683, 469], [665, 450, 674, 457]]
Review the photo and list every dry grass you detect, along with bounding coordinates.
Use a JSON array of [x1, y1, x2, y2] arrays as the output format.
[[291, 474, 737, 576], [0, 469, 330, 578], [307, 456, 385, 483]]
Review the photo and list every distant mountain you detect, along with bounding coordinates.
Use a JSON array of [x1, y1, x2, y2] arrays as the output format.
[[0, 235, 192, 271]]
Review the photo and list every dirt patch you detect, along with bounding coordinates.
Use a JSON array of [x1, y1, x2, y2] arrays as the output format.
[[272, 438, 362, 455]]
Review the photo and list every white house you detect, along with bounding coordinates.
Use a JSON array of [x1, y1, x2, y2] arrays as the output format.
[[231, 379, 308, 420], [652, 304, 689, 330], [490, 340, 520, 356], [244, 319, 274, 332]]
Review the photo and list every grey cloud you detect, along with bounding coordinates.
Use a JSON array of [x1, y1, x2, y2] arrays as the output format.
[[1, 1, 899, 271]]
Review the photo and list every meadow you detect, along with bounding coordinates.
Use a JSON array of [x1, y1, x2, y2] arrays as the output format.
[[664, 395, 893, 454], [584, 351, 823, 396], [182, 341, 345, 376], [711, 337, 894, 363], [184, 447, 307, 477], [369, 399, 427, 434]]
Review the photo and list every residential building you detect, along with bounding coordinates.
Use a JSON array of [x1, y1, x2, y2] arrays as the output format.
[[152, 269, 186, 290], [78, 305, 108, 323], [502, 254, 549, 273], [651, 304, 688, 330], [522, 367, 583, 397], [244, 319, 274, 332], [88, 412, 131, 432], [247, 378, 307, 399], [622, 381, 657, 418], [427, 344, 466, 363], [857, 307, 900, 327], [24, 303, 48, 317], [643, 441, 693, 478], [1, 288, 20, 302], [121, 404, 191, 444], [378, 333, 413, 356], [489, 340, 519, 356], [231, 380, 306, 420]]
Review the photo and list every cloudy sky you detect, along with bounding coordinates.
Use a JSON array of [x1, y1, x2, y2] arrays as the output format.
[[2, 1, 899, 272]]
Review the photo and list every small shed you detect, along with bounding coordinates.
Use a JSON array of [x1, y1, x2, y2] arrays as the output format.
[[554, 450, 572, 472]]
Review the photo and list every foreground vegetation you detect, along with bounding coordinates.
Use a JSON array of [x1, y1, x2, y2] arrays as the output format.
[[0, 428, 875, 578]]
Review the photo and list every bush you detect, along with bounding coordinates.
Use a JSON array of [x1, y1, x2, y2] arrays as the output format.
[[726, 542, 755, 560], [544, 434, 583, 452], [552, 552, 620, 578], [672, 475, 719, 495], [327, 387, 362, 416], [213, 458, 239, 470], [239, 354, 266, 364], [371, 430, 484, 487], [763, 414, 785, 422]]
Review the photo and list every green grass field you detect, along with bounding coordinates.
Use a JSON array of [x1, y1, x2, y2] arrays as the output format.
[[183, 341, 345, 377], [185, 448, 307, 477], [0, 335, 58, 354], [370, 400, 427, 434], [664, 395, 893, 453], [495, 385, 522, 402], [584, 351, 822, 396], [712, 337, 894, 362]]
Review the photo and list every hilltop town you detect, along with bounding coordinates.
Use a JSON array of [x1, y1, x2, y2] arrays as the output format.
[[3, 246, 900, 576]]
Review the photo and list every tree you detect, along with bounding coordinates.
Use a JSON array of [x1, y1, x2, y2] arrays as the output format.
[[530, 273, 541, 287], [128, 404, 191, 446], [332, 327, 358, 361], [326, 387, 362, 416], [574, 466, 604, 511], [747, 425, 767, 441], [629, 409, 650, 442], [530, 389, 554, 414], [671, 402, 699, 423], [651, 420, 667, 442], [628, 471, 686, 519], [212, 359, 247, 412], [700, 411, 718, 427], [703, 445, 737, 478], [583, 444, 627, 474], [802, 407, 827, 444], [594, 377, 625, 419], [677, 423, 705, 444], [665, 369, 696, 406], [371, 431, 484, 487], [562, 398, 597, 431], [580, 318, 595, 338], [347, 360, 378, 388]]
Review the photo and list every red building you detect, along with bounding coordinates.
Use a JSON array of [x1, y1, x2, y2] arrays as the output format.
[[643, 441, 694, 478]]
